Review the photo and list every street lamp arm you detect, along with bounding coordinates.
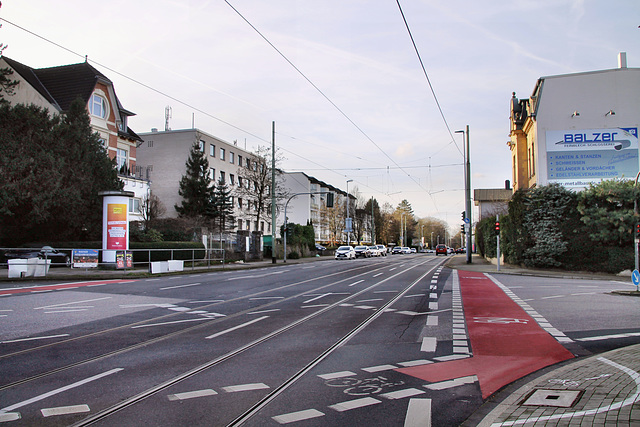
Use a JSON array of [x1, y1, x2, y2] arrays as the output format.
[[283, 191, 331, 263]]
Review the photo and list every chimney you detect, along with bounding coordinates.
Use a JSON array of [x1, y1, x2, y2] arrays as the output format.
[[618, 52, 627, 69]]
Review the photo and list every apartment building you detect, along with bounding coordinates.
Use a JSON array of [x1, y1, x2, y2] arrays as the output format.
[[136, 128, 264, 232]]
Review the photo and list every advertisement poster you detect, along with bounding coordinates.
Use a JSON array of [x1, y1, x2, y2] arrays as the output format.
[[107, 203, 127, 250], [116, 251, 133, 269], [72, 249, 99, 268], [547, 128, 639, 187]]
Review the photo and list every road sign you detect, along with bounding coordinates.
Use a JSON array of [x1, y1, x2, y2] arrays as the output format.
[[632, 269, 640, 287], [464, 218, 470, 224]]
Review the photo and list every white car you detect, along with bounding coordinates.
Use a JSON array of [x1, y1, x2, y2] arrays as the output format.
[[334, 246, 356, 260], [402, 247, 412, 254], [376, 245, 387, 256], [368, 246, 381, 257]]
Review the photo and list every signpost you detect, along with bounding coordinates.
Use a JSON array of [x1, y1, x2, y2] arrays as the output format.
[[632, 269, 639, 292]]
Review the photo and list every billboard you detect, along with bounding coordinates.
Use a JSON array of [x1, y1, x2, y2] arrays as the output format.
[[547, 127, 639, 187], [106, 203, 128, 250]]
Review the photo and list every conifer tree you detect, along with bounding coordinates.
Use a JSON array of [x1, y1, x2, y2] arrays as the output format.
[[175, 142, 214, 219], [210, 178, 236, 235]]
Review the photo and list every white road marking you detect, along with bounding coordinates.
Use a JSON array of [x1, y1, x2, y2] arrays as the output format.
[[131, 318, 209, 329], [272, 409, 324, 424], [404, 398, 431, 427], [303, 293, 332, 304], [428, 302, 438, 310], [429, 293, 438, 299], [426, 316, 438, 326], [41, 404, 90, 417], [329, 397, 381, 412], [34, 296, 112, 310], [222, 383, 269, 393], [354, 305, 377, 310], [248, 309, 281, 315], [167, 389, 218, 401], [348, 280, 365, 287], [424, 375, 478, 391], [355, 298, 384, 303], [45, 309, 89, 314], [404, 294, 425, 298], [362, 364, 397, 373], [373, 273, 383, 277], [250, 296, 285, 300], [205, 316, 269, 339], [318, 371, 357, 380], [160, 282, 201, 290], [0, 413, 20, 422], [398, 360, 432, 367], [381, 388, 425, 400], [420, 337, 437, 352], [576, 332, 640, 342], [188, 300, 224, 304], [0, 334, 70, 344], [0, 368, 123, 413]]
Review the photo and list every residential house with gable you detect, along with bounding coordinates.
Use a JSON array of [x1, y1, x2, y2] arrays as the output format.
[[0, 56, 149, 220]]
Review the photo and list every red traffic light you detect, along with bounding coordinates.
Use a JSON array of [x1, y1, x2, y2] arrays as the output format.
[[495, 221, 500, 236]]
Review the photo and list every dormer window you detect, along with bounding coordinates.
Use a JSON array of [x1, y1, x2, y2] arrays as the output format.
[[89, 93, 107, 119], [118, 116, 128, 132]]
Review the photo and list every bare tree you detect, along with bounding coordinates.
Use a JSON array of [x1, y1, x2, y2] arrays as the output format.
[[236, 145, 288, 231]]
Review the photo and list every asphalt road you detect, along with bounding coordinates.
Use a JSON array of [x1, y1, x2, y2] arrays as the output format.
[[0, 254, 638, 426]]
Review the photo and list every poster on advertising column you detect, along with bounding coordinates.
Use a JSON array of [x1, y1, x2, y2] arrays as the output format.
[[107, 203, 128, 250], [547, 127, 639, 187]]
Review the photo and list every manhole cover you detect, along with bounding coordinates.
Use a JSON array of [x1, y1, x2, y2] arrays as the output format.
[[521, 389, 582, 408]]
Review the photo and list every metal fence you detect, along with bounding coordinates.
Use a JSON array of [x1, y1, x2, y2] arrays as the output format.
[[1, 246, 227, 278]]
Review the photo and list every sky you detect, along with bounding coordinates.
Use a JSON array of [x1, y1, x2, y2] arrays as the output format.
[[1, 0, 639, 232]]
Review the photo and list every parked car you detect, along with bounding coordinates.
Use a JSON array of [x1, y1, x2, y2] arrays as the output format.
[[391, 246, 403, 254], [334, 246, 356, 260], [3, 246, 71, 267], [315, 244, 326, 252], [368, 246, 381, 257], [435, 244, 448, 256], [410, 248, 417, 253], [401, 247, 412, 254], [354, 246, 371, 258], [376, 245, 388, 256]]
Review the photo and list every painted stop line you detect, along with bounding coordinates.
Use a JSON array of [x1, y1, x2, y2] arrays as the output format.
[[397, 270, 574, 399]]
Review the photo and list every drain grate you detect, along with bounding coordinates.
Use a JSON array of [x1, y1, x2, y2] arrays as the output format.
[[521, 389, 583, 408]]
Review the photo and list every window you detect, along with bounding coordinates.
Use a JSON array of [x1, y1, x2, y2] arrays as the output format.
[[230, 174, 235, 185], [238, 219, 243, 230], [89, 93, 107, 118], [129, 198, 141, 213], [210, 144, 215, 157], [238, 177, 243, 188], [118, 117, 128, 132], [531, 141, 535, 176], [220, 171, 225, 183], [199, 140, 205, 152], [238, 198, 243, 209], [229, 152, 235, 164], [210, 168, 215, 180], [246, 220, 251, 230], [220, 148, 225, 161], [246, 158, 251, 169], [117, 149, 127, 172], [260, 221, 265, 232], [238, 155, 243, 166]]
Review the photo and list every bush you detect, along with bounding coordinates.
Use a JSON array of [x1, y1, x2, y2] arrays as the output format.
[[288, 251, 300, 259]]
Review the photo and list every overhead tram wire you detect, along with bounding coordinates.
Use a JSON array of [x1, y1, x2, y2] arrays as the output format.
[[223, 1, 437, 206], [395, 0, 463, 158], [0, 18, 268, 145]]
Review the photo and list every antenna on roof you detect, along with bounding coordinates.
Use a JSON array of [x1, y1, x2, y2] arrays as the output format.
[[164, 106, 172, 131], [84, 55, 88, 63]]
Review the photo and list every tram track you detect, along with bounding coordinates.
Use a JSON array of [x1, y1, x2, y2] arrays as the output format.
[[68, 257, 445, 426]]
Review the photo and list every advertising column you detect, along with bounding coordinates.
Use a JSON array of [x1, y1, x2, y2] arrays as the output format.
[[100, 191, 134, 264]]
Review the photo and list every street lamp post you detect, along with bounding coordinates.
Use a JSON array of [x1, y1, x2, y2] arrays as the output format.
[[430, 232, 434, 249], [456, 125, 472, 264], [346, 179, 353, 245]]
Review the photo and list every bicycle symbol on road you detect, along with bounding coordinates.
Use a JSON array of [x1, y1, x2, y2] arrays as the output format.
[[473, 317, 529, 324], [324, 375, 405, 396]]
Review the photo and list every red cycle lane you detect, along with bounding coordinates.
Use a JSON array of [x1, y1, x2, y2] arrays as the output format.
[[397, 270, 574, 399], [0, 280, 136, 296]]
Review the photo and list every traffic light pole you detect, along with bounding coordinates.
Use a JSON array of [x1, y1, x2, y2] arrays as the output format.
[[496, 214, 500, 271], [464, 125, 472, 264]]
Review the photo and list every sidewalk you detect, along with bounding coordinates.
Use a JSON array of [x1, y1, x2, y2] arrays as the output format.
[[448, 254, 640, 426]]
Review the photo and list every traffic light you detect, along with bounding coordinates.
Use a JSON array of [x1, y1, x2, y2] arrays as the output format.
[[636, 223, 640, 238], [461, 225, 465, 234], [461, 211, 466, 221], [495, 220, 500, 236]]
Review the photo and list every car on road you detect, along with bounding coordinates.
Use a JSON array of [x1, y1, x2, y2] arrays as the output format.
[[354, 246, 371, 258], [391, 246, 403, 255], [435, 244, 448, 256], [401, 247, 412, 254], [410, 248, 416, 253], [3, 246, 71, 267], [376, 245, 387, 256], [334, 246, 356, 260], [368, 246, 381, 257]]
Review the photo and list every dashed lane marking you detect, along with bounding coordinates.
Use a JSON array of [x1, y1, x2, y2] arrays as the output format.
[[424, 375, 478, 391], [167, 389, 218, 401], [41, 404, 90, 417], [404, 398, 432, 427], [272, 409, 325, 424], [205, 316, 269, 339], [222, 383, 269, 393], [329, 397, 381, 412]]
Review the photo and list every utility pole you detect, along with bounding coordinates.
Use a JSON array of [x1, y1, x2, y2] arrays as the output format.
[[271, 121, 276, 264]]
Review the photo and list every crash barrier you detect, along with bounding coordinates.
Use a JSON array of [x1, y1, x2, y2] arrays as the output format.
[[1, 247, 226, 277]]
